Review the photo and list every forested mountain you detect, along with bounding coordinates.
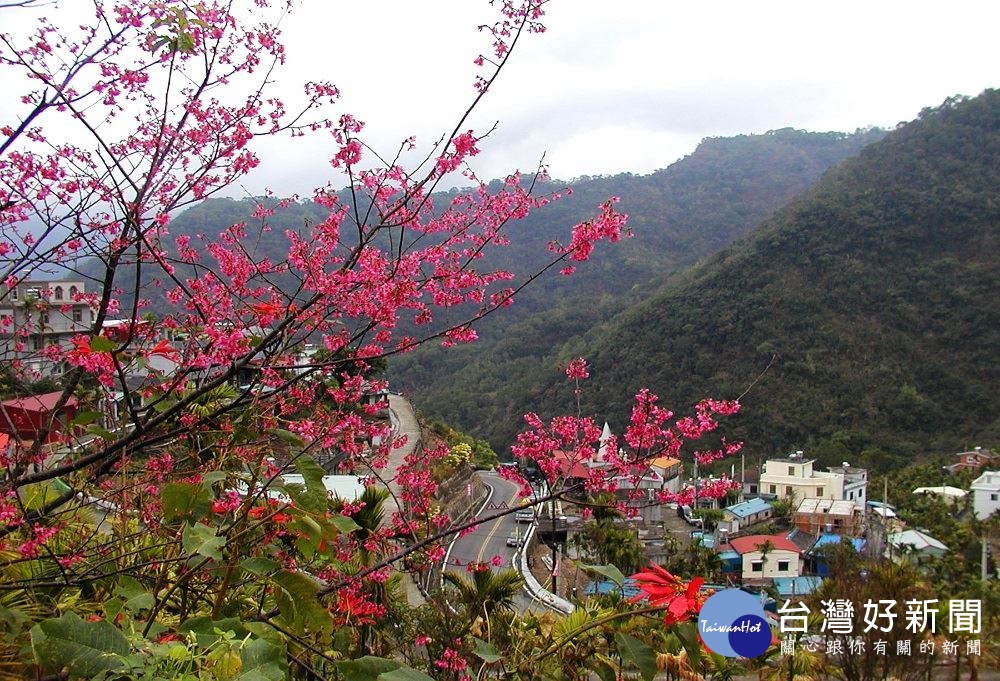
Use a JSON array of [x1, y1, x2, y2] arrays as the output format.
[[411, 92, 1000, 470], [389, 128, 885, 420]]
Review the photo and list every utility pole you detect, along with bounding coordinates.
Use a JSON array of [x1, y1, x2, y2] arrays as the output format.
[[551, 493, 558, 596], [983, 532, 989, 581]]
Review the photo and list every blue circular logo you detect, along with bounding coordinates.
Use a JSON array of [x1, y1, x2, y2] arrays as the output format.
[[698, 589, 772, 658]]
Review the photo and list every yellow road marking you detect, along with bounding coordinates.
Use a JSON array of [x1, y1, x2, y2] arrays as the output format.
[[476, 483, 519, 563]]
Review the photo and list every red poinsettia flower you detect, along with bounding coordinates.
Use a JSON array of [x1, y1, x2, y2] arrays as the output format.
[[631, 562, 706, 626]]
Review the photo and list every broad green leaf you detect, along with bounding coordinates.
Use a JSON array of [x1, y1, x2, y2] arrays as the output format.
[[615, 632, 657, 681], [238, 637, 287, 681], [178, 617, 247, 646], [202, 471, 228, 486], [115, 576, 155, 612], [591, 657, 617, 681], [272, 570, 331, 638], [283, 454, 327, 513], [89, 335, 116, 352], [329, 513, 361, 533], [30, 612, 129, 678], [161, 482, 212, 522], [582, 563, 626, 587], [182, 522, 225, 561], [70, 410, 103, 427], [270, 428, 305, 447], [240, 556, 279, 577], [335, 656, 400, 681], [86, 425, 116, 441], [472, 637, 501, 663]]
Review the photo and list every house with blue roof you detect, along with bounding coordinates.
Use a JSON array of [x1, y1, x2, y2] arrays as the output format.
[[722, 497, 773, 532], [809, 533, 866, 576]]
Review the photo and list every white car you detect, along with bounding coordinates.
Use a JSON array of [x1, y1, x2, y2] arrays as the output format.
[[506, 535, 524, 547], [514, 509, 535, 523]]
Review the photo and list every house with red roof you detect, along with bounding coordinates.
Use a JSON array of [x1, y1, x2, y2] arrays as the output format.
[[725, 533, 803, 583], [0, 391, 79, 444]]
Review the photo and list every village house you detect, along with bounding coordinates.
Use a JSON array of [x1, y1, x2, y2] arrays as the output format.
[[793, 498, 860, 535], [722, 497, 773, 533], [726, 533, 803, 583], [758, 452, 868, 509], [0, 391, 79, 444], [970, 470, 1000, 520], [946, 447, 999, 474], [886, 529, 948, 562]]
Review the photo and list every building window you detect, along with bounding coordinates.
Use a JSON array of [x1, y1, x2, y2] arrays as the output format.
[[53, 286, 63, 300], [788, 466, 795, 476], [31, 337, 42, 351], [73, 309, 82, 323], [992, 493, 998, 502], [751, 560, 763, 572], [769, 485, 776, 495], [816, 486, 824, 497], [785, 486, 793, 497], [749, 484, 758, 494], [69, 285, 78, 298], [777, 560, 790, 572]]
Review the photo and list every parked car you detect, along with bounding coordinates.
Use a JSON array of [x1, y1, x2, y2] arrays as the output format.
[[514, 509, 535, 523], [679, 505, 704, 527]]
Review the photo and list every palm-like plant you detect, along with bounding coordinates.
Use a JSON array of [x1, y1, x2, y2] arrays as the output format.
[[442, 567, 523, 625]]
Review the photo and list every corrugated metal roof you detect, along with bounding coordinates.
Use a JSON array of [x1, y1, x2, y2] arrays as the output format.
[[725, 497, 772, 518]]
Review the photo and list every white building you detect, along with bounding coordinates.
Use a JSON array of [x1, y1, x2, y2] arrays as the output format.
[[0, 279, 94, 376], [728, 534, 803, 581], [760, 454, 842, 504], [758, 453, 868, 509], [828, 463, 868, 509], [971, 470, 1000, 520]]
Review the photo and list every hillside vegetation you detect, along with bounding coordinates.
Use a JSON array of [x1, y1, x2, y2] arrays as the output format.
[[417, 92, 999, 468], [389, 128, 884, 430]]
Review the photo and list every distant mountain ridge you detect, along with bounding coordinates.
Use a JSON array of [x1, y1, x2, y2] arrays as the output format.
[[416, 92, 999, 468], [388, 127, 888, 444]]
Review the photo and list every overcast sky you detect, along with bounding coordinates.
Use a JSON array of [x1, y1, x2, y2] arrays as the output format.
[[4, 1, 999, 198], [232, 0, 999, 196]]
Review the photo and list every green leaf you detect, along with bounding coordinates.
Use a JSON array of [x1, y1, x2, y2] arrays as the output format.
[[115, 576, 155, 612], [335, 657, 433, 681], [270, 428, 305, 447], [182, 523, 225, 561], [335, 655, 399, 681], [615, 632, 657, 681], [329, 513, 361, 533], [70, 410, 103, 427], [89, 335, 116, 352], [283, 454, 328, 513], [472, 637, 501, 663], [161, 482, 212, 522], [238, 637, 287, 681], [272, 570, 331, 638], [582, 563, 627, 587], [202, 471, 228, 486], [30, 612, 129, 678], [591, 657, 617, 681], [240, 556, 279, 577], [177, 617, 247, 646], [86, 425, 116, 441]]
